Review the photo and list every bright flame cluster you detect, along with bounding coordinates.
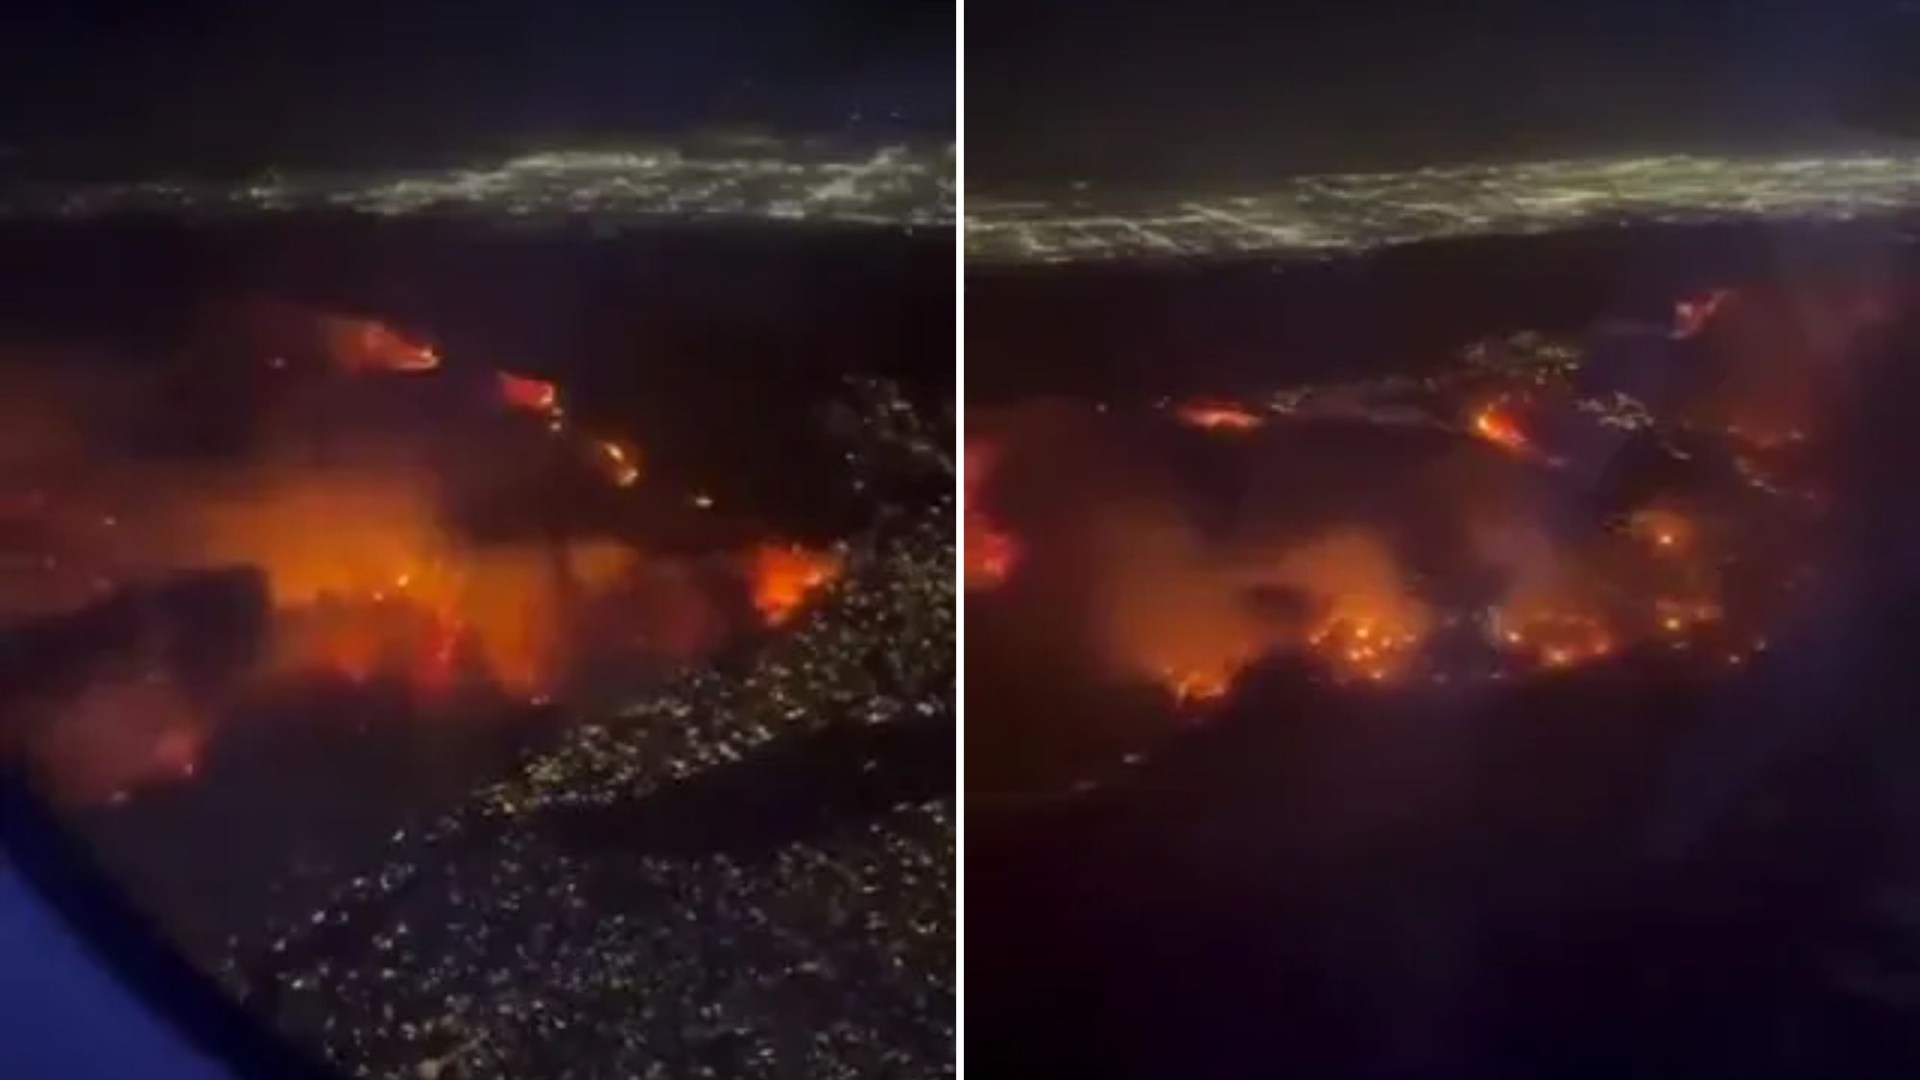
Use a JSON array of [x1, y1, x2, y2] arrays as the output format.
[[964, 438, 1020, 590], [746, 543, 844, 627]]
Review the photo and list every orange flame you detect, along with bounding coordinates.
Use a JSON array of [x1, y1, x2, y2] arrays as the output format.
[[1490, 608, 1616, 670], [1284, 531, 1432, 683], [964, 438, 1020, 590], [498, 370, 561, 415], [320, 315, 440, 373], [1470, 402, 1532, 456], [1162, 662, 1238, 705], [191, 472, 642, 697], [1175, 399, 1264, 433], [747, 543, 842, 627], [967, 525, 1020, 590]]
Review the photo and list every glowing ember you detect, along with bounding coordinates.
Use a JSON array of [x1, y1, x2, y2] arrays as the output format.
[[1305, 615, 1424, 683], [497, 370, 561, 416], [1174, 398, 1264, 433], [1470, 401, 1532, 455], [592, 438, 643, 488], [1489, 607, 1616, 671], [1627, 506, 1695, 553], [1280, 530, 1432, 683], [1654, 596, 1722, 636], [320, 315, 440, 373], [747, 543, 842, 627]]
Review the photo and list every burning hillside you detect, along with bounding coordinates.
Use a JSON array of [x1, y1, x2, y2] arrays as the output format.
[[0, 302, 852, 804], [966, 278, 1897, 783]]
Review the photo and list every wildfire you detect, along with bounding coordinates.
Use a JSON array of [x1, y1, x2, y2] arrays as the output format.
[[498, 370, 562, 416], [964, 438, 1020, 590], [1174, 398, 1264, 433], [2, 300, 779, 807], [1626, 506, 1694, 553], [320, 315, 440, 373], [1279, 530, 1432, 683], [1305, 615, 1424, 683], [747, 542, 843, 627], [967, 526, 1020, 590], [1489, 607, 1616, 670], [1654, 596, 1722, 636], [189, 472, 648, 697], [1161, 662, 1238, 706], [1470, 401, 1533, 456]]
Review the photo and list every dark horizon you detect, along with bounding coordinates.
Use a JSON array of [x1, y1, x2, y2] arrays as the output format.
[[967, 0, 1920, 193], [0, 0, 953, 177]]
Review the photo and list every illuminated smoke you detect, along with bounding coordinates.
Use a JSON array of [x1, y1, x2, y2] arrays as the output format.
[[1481, 536, 1619, 672], [1092, 506, 1268, 705], [1626, 505, 1694, 554], [185, 468, 646, 696], [0, 304, 804, 804], [1092, 500, 1430, 703], [1685, 280, 1897, 443], [27, 673, 206, 804], [1278, 530, 1432, 684]]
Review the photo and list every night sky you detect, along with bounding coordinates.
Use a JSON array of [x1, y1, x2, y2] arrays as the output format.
[[0, 0, 953, 176], [968, 0, 1920, 193]]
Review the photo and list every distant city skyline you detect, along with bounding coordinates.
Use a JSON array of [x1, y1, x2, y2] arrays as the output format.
[[967, 151, 1920, 263]]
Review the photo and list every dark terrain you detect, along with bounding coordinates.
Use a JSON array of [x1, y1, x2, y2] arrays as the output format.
[[967, 218, 1920, 1079]]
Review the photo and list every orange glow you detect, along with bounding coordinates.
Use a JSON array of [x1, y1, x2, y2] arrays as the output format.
[[1101, 522, 1431, 702], [1470, 402, 1533, 456], [967, 525, 1020, 590], [1627, 506, 1695, 553], [497, 370, 561, 415], [747, 543, 842, 627], [191, 471, 642, 696], [1174, 398, 1264, 433], [1490, 606, 1616, 670], [1654, 596, 1722, 637], [964, 438, 1020, 590], [1161, 662, 1238, 705], [1285, 531, 1433, 683], [320, 315, 440, 373], [592, 438, 643, 488]]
